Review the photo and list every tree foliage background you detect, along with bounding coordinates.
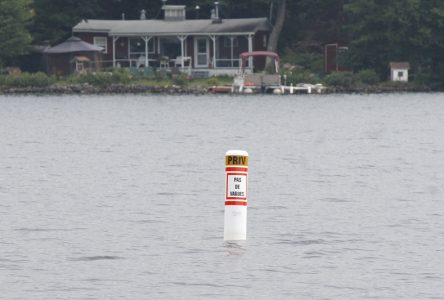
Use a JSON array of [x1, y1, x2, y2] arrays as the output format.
[[0, 0, 32, 66], [345, 0, 444, 84], [1, 0, 443, 86]]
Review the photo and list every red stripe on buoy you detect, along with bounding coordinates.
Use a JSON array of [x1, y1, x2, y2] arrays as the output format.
[[225, 167, 248, 172], [225, 201, 248, 206]]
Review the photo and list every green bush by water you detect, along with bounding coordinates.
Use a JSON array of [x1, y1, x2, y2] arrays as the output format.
[[323, 72, 356, 88], [281, 50, 324, 75], [171, 73, 189, 86], [69, 69, 132, 86], [0, 72, 55, 87], [356, 69, 380, 85], [285, 70, 322, 85]]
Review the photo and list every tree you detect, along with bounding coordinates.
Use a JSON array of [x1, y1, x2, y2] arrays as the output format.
[[0, 0, 32, 66], [420, 1, 444, 87], [344, 0, 444, 82], [267, 0, 286, 53], [281, 0, 348, 50], [32, 0, 102, 44]]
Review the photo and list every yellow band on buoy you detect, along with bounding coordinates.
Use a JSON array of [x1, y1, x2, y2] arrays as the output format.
[[225, 155, 249, 166]]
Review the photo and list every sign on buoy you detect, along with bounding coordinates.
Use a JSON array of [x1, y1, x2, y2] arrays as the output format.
[[224, 150, 249, 241]]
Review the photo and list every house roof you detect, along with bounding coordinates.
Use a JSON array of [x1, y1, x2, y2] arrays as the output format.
[[389, 62, 410, 69], [44, 36, 103, 54], [73, 18, 272, 36]]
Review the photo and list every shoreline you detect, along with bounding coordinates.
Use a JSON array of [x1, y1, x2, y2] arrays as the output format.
[[0, 83, 439, 95]]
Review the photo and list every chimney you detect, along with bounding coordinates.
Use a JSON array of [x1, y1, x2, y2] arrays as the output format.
[[140, 9, 146, 20], [215, 2, 219, 19], [212, 2, 222, 23]]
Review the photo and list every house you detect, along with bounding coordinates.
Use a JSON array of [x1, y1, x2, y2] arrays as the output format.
[[72, 4, 272, 76], [44, 36, 103, 75], [389, 62, 410, 82]]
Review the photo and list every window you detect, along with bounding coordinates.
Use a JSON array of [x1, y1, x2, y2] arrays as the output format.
[[93, 37, 108, 54], [165, 8, 185, 20], [129, 38, 155, 54], [223, 37, 239, 48], [76, 62, 84, 72], [398, 71, 404, 78]]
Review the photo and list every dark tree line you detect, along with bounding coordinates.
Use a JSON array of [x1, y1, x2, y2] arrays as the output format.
[[1, 0, 443, 86]]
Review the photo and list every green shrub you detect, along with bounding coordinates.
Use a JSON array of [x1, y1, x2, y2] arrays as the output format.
[[206, 77, 219, 86], [323, 72, 356, 88], [71, 70, 132, 86], [172, 73, 189, 86], [110, 70, 132, 84], [281, 50, 324, 74], [357, 69, 380, 85], [285, 70, 322, 85], [127, 67, 156, 79], [0, 72, 55, 87]]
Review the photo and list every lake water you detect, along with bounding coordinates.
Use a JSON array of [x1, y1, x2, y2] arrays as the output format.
[[1, 93, 444, 299]]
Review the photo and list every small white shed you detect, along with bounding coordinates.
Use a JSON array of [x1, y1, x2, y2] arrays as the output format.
[[389, 62, 410, 82]]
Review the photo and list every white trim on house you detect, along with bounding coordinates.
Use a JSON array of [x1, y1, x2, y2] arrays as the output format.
[[107, 32, 257, 37], [80, 30, 110, 33], [194, 37, 210, 68], [224, 36, 239, 48]]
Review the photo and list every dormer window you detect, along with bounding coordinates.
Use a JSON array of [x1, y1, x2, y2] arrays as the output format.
[[163, 5, 186, 21]]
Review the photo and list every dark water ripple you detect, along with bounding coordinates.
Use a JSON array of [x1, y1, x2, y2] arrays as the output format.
[[1, 93, 444, 299], [70, 256, 124, 262]]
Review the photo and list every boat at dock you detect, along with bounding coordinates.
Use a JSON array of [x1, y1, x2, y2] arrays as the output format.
[[232, 51, 281, 94], [230, 51, 325, 94]]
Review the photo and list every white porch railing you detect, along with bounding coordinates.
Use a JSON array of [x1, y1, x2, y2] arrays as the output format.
[[214, 58, 240, 68], [214, 58, 251, 69], [85, 58, 252, 77]]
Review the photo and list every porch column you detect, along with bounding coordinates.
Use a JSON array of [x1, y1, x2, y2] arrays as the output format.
[[142, 36, 152, 67], [177, 35, 188, 69], [127, 37, 131, 66], [248, 35, 253, 70], [230, 36, 235, 68], [112, 36, 119, 67], [209, 35, 216, 68]]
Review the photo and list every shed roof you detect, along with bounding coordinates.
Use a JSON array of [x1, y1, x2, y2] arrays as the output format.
[[389, 62, 410, 69], [44, 36, 103, 54], [71, 56, 91, 62], [73, 18, 272, 36], [240, 51, 280, 61]]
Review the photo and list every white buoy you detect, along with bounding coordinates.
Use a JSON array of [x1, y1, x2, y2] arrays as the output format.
[[224, 150, 249, 241]]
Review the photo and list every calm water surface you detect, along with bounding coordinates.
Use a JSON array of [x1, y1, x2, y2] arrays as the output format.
[[1, 93, 444, 299]]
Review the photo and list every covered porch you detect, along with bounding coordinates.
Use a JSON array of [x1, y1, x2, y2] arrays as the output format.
[[109, 34, 256, 76]]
